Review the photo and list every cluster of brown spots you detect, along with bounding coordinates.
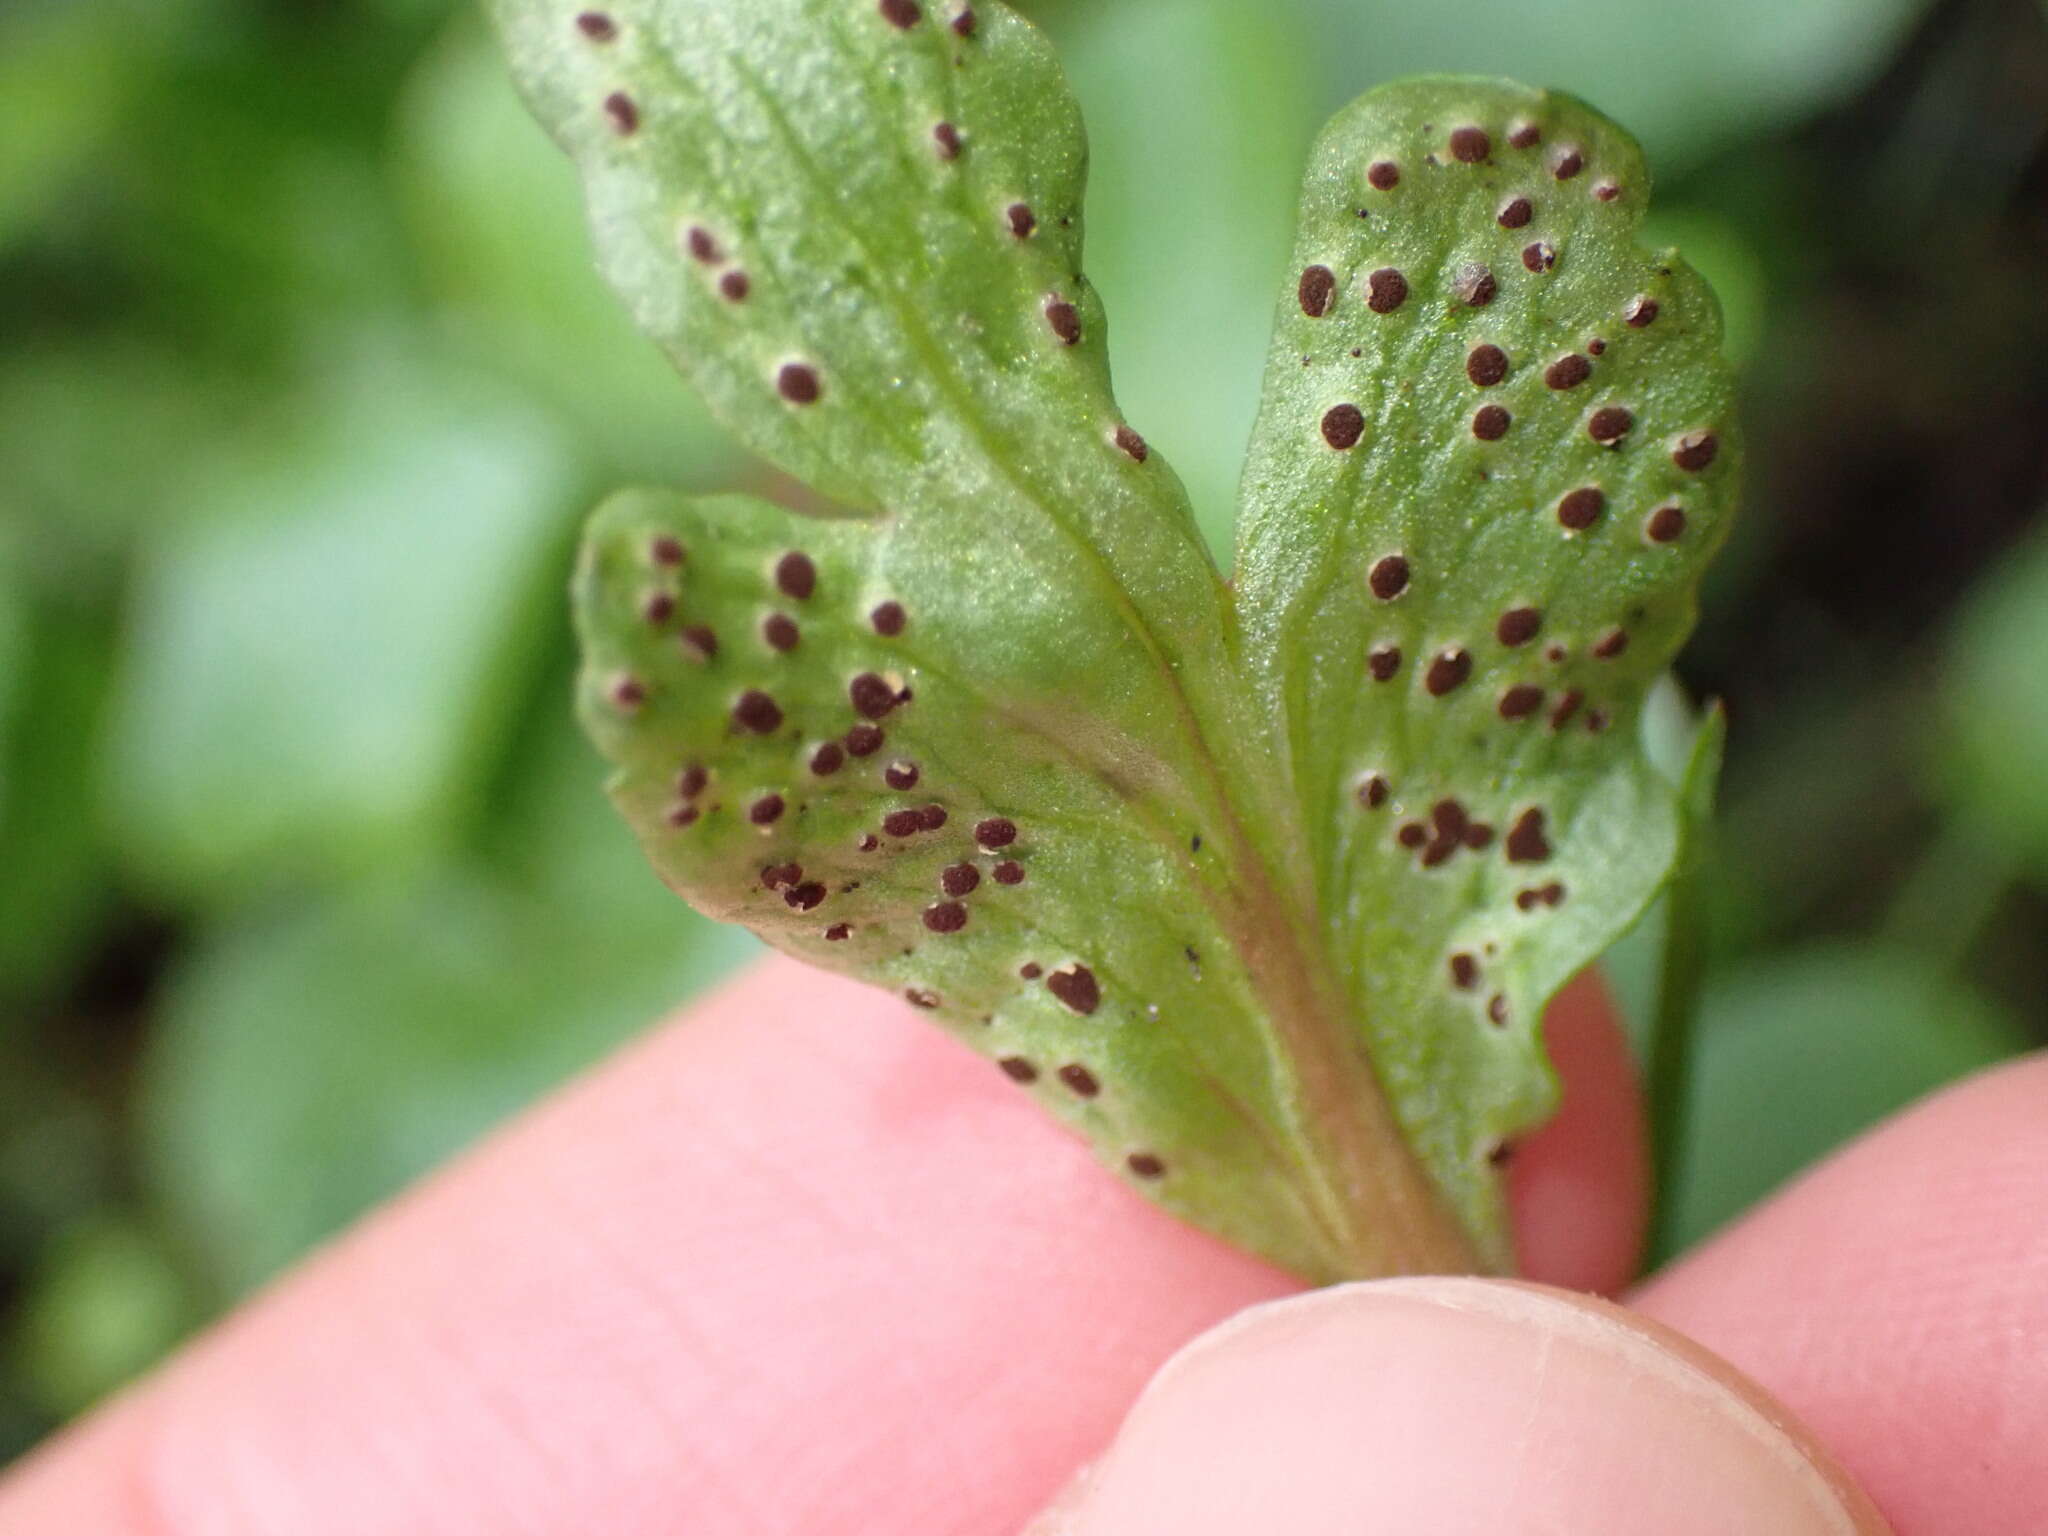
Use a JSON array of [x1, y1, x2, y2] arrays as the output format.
[[1516, 882, 1567, 911], [846, 722, 884, 757], [1498, 684, 1544, 720], [1425, 648, 1472, 696], [1672, 431, 1720, 472], [993, 859, 1024, 885], [825, 922, 852, 941], [1044, 294, 1081, 345], [1449, 952, 1480, 989], [603, 92, 638, 136], [1594, 181, 1621, 203], [1496, 606, 1542, 647], [748, 793, 785, 825], [1368, 555, 1409, 601], [1497, 195, 1534, 230], [732, 690, 783, 734], [1508, 121, 1542, 149], [1366, 268, 1408, 313], [1552, 147, 1585, 180], [642, 591, 675, 626], [1298, 264, 1336, 317], [1522, 242, 1556, 274], [718, 271, 750, 302], [1057, 1063, 1100, 1097], [684, 226, 721, 264], [1006, 203, 1036, 239], [1367, 160, 1400, 191], [762, 613, 799, 651], [1505, 808, 1551, 863], [1126, 1152, 1166, 1180], [933, 121, 961, 161], [1592, 629, 1630, 660], [1545, 353, 1591, 390], [923, 900, 967, 933], [776, 363, 821, 404], [1454, 264, 1497, 308], [809, 742, 845, 776], [650, 534, 686, 567], [1321, 404, 1366, 450], [1557, 486, 1605, 530], [1369, 645, 1402, 682], [1113, 425, 1149, 463], [1645, 505, 1687, 544], [1357, 773, 1391, 809], [1048, 964, 1101, 1015], [1624, 296, 1660, 328], [1411, 798, 1494, 868], [1587, 406, 1633, 446], [1466, 343, 1508, 387], [677, 763, 708, 800], [575, 11, 617, 40], [975, 816, 1017, 849], [1472, 404, 1512, 441], [679, 624, 718, 662], [1449, 126, 1491, 162], [1548, 689, 1584, 730], [940, 862, 980, 897], [905, 988, 940, 1010], [998, 1056, 1037, 1082], [879, 0, 921, 27], [608, 675, 645, 711], [849, 672, 898, 718], [884, 759, 920, 790]]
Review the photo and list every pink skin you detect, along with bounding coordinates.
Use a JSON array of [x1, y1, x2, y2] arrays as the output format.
[[0, 958, 2041, 1532]]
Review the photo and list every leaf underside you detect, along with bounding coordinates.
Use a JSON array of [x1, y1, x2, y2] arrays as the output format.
[[493, 0, 1738, 1282]]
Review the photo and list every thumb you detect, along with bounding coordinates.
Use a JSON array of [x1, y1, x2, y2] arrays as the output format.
[[1031, 1278, 1888, 1535]]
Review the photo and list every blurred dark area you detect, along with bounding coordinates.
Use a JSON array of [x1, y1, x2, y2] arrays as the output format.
[[2, 0, 2045, 1462]]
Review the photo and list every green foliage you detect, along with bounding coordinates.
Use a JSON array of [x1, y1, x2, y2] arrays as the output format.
[[1941, 524, 2048, 876], [495, 0, 1738, 1279]]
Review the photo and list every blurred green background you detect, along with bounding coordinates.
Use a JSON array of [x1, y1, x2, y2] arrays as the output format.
[[4, 0, 2046, 1463]]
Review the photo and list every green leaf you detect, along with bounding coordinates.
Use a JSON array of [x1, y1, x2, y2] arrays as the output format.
[[1940, 522, 2048, 877], [498, 5, 1739, 1280]]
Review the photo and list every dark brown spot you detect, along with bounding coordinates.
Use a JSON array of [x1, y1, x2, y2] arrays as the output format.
[[1472, 404, 1512, 440], [1367, 160, 1400, 190], [1421, 798, 1471, 867], [993, 859, 1024, 885], [879, 0, 921, 28], [1455, 264, 1497, 307], [1585, 709, 1611, 733], [773, 551, 816, 601], [776, 363, 821, 404], [1365, 268, 1408, 314], [825, 922, 852, 941], [575, 11, 617, 40], [1593, 629, 1630, 660], [1488, 994, 1509, 1026], [1298, 265, 1336, 317], [867, 601, 906, 637], [975, 816, 1017, 849], [1321, 403, 1366, 449], [809, 742, 844, 776], [1044, 295, 1081, 345], [1506, 807, 1551, 862], [1048, 964, 1101, 1015], [1465, 822, 1495, 850], [1057, 1063, 1100, 1097], [845, 723, 884, 757], [1449, 952, 1480, 989], [884, 759, 920, 790], [941, 862, 980, 897], [748, 793, 785, 825], [1397, 822, 1427, 848], [915, 803, 944, 831], [951, 5, 975, 35], [680, 624, 718, 662], [1545, 353, 1591, 390], [1646, 505, 1687, 543], [1545, 643, 1569, 664], [1499, 684, 1545, 720], [1126, 1152, 1166, 1179], [923, 900, 967, 933], [1019, 961, 1042, 980], [642, 591, 675, 626], [1426, 648, 1472, 696], [1557, 486, 1605, 530], [1542, 881, 1566, 906], [1369, 645, 1402, 682], [604, 92, 638, 135], [1497, 195, 1533, 229], [1587, 406, 1633, 447], [1672, 431, 1720, 472], [1369, 555, 1410, 600], [784, 880, 825, 911], [1624, 295, 1660, 328], [1548, 689, 1584, 730], [1521, 241, 1556, 273], [666, 803, 699, 828], [904, 988, 940, 1010], [1593, 180, 1621, 202], [998, 1056, 1037, 1083], [733, 689, 781, 733], [1358, 773, 1390, 809], [763, 612, 799, 651], [1006, 202, 1036, 239], [1466, 343, 1509, 386], [761, 863, 802, 891], [677, 763, 708, 799], [882, 808, 922, 837], [650, 534, 686, 566], [1508, 121, 1541, 149], [1114, 424, 1149, 462], [718, 269, 750, 303], [1496, 606, 1542, 646], [849, 672, 897, 719], [1552, 147, 1584, 180], [1449, 126, 1491, 162], [684, 226, 720, 264], [933, 121, 961, 160]]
